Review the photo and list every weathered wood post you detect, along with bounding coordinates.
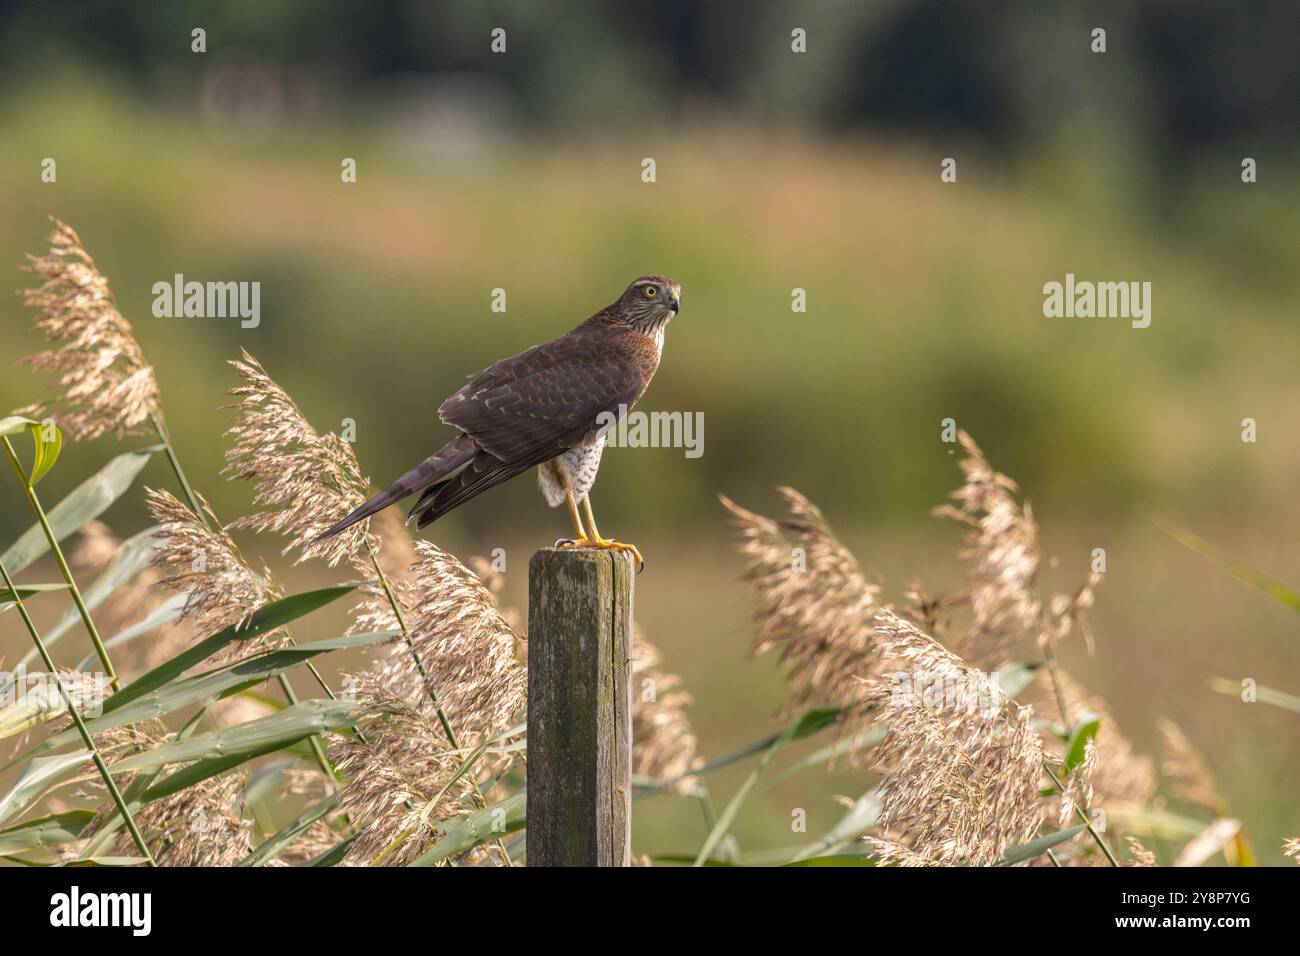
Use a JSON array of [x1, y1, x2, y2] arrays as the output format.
[[526, 547, 633, 866]]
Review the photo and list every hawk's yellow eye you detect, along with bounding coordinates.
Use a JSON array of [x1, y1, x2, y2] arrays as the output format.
[[643, 285, 658, 298]]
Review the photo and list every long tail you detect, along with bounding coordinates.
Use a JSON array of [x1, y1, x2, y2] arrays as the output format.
[[314, 434, 476, 542]]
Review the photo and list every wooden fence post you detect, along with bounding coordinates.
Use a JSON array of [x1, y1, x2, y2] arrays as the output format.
[[526, 547, 633, 866]]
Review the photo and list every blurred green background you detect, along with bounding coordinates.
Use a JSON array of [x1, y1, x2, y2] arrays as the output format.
[[1, 1, 1297, 861]]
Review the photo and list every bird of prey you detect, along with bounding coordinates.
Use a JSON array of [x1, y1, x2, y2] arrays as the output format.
[[316, 275, 682, 568]]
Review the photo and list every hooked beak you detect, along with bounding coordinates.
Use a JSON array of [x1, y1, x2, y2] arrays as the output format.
[[669, 294, 680, 314]]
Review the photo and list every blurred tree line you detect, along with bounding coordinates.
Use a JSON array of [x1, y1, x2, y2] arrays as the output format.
[[2, 0, 1296, 160]]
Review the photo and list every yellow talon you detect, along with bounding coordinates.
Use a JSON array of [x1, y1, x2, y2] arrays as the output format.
[[556, 535, 644, 572], [594, 537, 643, 572], [555, 493, 643, 569]]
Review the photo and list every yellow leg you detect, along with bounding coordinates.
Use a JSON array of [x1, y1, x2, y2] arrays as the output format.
[[581, 495, 603, 540], [564, 490, 587, 540], [580, 495, 644, 571]]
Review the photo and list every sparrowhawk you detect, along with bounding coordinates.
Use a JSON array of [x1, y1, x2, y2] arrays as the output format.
[[317, 276, 682, 568]]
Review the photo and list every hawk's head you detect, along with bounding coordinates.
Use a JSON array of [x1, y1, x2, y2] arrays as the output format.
[[619, 275, 682, 325]]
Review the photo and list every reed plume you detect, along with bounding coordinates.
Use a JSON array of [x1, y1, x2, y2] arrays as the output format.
[[857, 610, 1045, 866], [630, 633, 700, 790], [332, 680, 489, 866], [933, 431, 1041, 669], [71, 520, 129, 573], [14, 220, 160, 441], [115, 768, 252, 866], [346, 522, 425, 640], [387, 541, 527, 741], [722, 432, 1150, 865], [720, 488, 881, 712], [467, 554, 524, 636], [223, 350, 373, 568], [79, 722, 251, 866], [370, 506, 418, 582], [866, 838, 938, 867], [145, 487, 276, 650], [332, 542, 527, 864], [1126, 836, 1157, 866]]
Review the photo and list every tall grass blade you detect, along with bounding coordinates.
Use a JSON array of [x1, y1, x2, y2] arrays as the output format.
[[1, 582, 67, 608], [789, 789, 883, 862], [407, 791, 526, 866], [238, 793, 340, 867], [1210, 677, 1300, 714], [638, 705, 842, 797], [74, 593, 187, 670], [8, 630, 397, 768], [302, 832, 361, 867], [103, 584, 364, 710], [0, 416, 62, 486], [764, 725, 887, 789], [0, 751, 93, 826], [997, 824, 1088, 866], [0, 810, 94, 854], [0, 555, 153, 862], [1167, 526, 1300, 614], [109, 699, 375, 775], [76, 707, 209, 860], [10, 526, 161, 673], [693, 707, 840, 866], [783, 854, 874, 867], [0, 446, 157, 576]]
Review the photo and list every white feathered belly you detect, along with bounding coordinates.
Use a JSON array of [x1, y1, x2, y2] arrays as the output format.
[[537, 435, 607, 507]]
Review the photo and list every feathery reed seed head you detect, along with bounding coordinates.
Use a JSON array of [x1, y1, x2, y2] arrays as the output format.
[[146, 487, 274, 646], [333, 543, 526, 863], [858, 610, 1045, 866], [721, 488, 881, 712], [1057, 738, 1098, 828], [114, 768, 252, 866], [16, 220, 159, 440], [381, 541, 527, 740], [1126, 836, 1158, 866], [630, 634, 700, 791], [223, 350, 372, 567], [332, 682, 480, 866], [934, 431, 1042, 669]]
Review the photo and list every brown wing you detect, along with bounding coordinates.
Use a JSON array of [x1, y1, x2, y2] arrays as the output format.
[[410, 450, 534, 528], [438, 324, 660, 467]]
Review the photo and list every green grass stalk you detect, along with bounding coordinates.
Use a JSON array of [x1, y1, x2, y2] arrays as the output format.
[[147, 414, 351, 771], [3, 436, 119, 690], [1038, 635, 1118, 867], [0, 557, 156, 866]]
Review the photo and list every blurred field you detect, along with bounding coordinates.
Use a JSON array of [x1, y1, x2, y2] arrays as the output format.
[[2, 75, 1298, 860]]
